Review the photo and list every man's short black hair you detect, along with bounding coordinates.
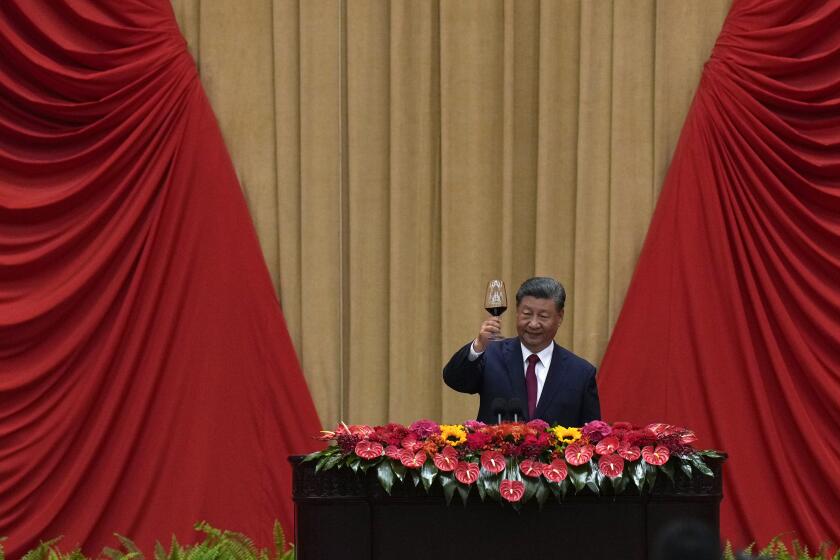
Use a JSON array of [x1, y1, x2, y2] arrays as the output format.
[[515, 277, 566, 311]]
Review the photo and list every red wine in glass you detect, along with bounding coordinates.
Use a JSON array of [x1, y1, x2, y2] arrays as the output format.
[[484, 279, 508, 339]]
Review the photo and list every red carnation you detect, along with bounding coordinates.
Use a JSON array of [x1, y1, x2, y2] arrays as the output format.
[[455, 461, 480, 485], [564, 442, 594, 466], [355, 440, 384, 460], [595, 436, 620, 455], [385, 445, 402, 460], [433, 446, 458, 472], [518, 459, 543, 478], [400, 449, 426, 469], [617, 444, 641, 461], [598, 454, 624, 478], [641, 445, 670, 466], [543, 459, 568, 482], [480, 450, 507, 474], [465, 431, 493, 451], [499, 480, 525, 502]]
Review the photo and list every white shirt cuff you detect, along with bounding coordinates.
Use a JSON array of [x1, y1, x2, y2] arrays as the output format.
[[468, 340, 484, 361]]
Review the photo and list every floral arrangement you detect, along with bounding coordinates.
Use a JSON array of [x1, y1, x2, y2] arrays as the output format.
[[303, 419, 723, 508]]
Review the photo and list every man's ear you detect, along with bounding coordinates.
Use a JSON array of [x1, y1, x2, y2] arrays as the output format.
[[558, 308, 565, 322]]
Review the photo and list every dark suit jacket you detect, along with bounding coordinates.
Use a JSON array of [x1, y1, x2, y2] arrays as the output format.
[[442, 337, 601, 426]]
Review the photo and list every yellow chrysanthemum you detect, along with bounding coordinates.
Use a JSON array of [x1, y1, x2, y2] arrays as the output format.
[[552, 425, 582, 444], [439, 424, 468, 446]]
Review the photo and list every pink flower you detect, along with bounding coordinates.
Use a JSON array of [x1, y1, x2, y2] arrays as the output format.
[[433, 446, 458, 472], [617, 444, 641, 461], [581, 420, 612, 443], [384, 445, 402, 460], [519, 459, 543, 478], [399, 449, 426, 469], [409, 419, 440, 439], [595, 436, 620, 455], [564, 442, 594, 466], [401, 434, 424, 452], [526, 419, 550, 431], [354, 440, 384, 460], [349, 424, 375, 438], [642, 445, 670, 466], [480, 451, 506, 474], [455, 461, 480, 485], [598, 454, 624, 478], [499, 480, 525, 502], [464, 420, 487, 431], [465, 431, 493, 451], [543, 459, 568, 482]]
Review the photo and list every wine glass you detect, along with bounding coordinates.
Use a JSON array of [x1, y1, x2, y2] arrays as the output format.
[[484, 279, 508, 341]]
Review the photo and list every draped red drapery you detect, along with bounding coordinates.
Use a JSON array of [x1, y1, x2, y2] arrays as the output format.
[[600, 0, 840, 549], [0, 1, 321, 557]]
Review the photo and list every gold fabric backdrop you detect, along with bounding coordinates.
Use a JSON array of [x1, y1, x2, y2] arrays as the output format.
[[171, 0, 729, 428]]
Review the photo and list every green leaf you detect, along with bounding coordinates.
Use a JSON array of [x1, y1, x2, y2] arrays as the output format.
[[568, 464, 588, 493], [645, 464, 658, 489], [420, 461, 437, 491], [690, 455, 714, 477], [612, 474, 628, 495], [483, 473, 501, 501], [535, 481, 549, 508], [522, 476, 539, 503], [585, 462, 602, 495], [410, 469, 421, 487], [680, 461, 692, 479], [630, 460, 645, 492], [324, 453, 344, 471], [376, 461, 394, 495], [391, 461, 407, 482], [456, 483, 471, 506], [660, 460, 675, 484], [475, 476, 487, 501], [349, 457, 360, 474], [301, 450, 324, 463], [440, 475, 457, 506]]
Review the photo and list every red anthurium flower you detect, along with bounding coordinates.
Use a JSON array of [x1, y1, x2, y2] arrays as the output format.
[[433, 446, 458, 472], [679, 430, 698, 444], [598, 454, 624, 478], [595, 436, 620, 455], [480, 451, 506, 474], [543, 459, 567, 482], [401, 435, 423, 452], [499, 480, 525, 502], [349, 425, 376, 438], [355, 440, 384, 460], [400, 449, 426, 469], [385, 445, 402, 460], [642, 445, 670, 466], [564, 442, 594, 466], [617, 444, 641, 461], [455, 461, 480, 485], [518, 459, 543, 478]]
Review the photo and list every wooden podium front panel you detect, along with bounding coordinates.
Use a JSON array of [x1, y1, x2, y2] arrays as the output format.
[[291, 456, 724, 560]]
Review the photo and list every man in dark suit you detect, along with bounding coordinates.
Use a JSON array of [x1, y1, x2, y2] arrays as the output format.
[[443, 277, 600, 426]]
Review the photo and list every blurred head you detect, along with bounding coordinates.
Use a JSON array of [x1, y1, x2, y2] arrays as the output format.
[[515, 277, 565, 353]]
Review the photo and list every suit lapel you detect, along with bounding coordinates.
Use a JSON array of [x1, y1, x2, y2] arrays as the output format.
[[535, 343, 566, 419], [503, 339, 528, 406]]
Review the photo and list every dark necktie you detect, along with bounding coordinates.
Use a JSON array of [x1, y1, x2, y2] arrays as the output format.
[[526, 354, 539, 419]]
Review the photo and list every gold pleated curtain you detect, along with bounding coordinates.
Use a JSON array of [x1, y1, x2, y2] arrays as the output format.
[[171, 0, 729, 428]]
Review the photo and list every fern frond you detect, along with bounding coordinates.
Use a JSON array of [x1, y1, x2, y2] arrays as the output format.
[[272, 522, 286, 560], [21, 537, 63, 560]]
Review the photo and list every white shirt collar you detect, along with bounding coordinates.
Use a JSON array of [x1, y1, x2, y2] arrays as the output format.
[[520, 341, 554, 364]]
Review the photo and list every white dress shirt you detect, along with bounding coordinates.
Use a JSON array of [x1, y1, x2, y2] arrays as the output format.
[[468, 340, 555, 403]]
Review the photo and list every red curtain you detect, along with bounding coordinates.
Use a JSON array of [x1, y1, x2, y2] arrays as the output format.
[[0, 1, 321, 557], [600, 0, 840, 549]]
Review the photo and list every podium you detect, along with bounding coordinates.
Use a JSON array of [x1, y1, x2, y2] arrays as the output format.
[[290, 455, 725, 559]]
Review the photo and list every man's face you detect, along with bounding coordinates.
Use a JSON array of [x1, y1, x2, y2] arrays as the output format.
[[516, 296, 564, 353]]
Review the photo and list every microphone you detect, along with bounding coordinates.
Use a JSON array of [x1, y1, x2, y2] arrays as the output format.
[[491, 397, 507, 424], [507, 398, 524, 423]]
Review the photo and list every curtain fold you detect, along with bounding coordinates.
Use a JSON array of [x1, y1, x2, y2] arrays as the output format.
[[600, 0, 840, 548], [0, 1, 321, 556]]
